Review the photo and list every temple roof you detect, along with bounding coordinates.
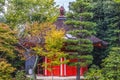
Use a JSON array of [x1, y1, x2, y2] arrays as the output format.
[[18, 6, 108, 48], [87, 36, 108, 46], [19, 20, 108, 48], [55, 14, 108, 47]]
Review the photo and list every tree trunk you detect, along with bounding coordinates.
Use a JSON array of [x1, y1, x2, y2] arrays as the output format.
[[31, 55, 39, 80], [76, 59, 80, 80]]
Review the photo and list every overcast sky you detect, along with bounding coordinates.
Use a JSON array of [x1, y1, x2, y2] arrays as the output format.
[[54, 0, 75, 11]]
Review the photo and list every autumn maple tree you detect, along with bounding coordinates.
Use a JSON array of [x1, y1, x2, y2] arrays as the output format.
[[0, 59, 16, 80], [0, 23, 17, 58], [0, 23, 17, 80]]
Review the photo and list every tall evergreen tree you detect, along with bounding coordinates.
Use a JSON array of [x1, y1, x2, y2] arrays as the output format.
[[86, 1, 120, 79], [92, 0, 115, 43], [107, 0, 120, 46], [106, 2, 120, 79], [91, 0, 114, 66], [65, 0, 96, 80]]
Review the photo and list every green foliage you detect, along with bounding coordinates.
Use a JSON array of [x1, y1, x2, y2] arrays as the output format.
[[0, 23, 18, 79], [0, 23, 17, 58], [86, 1, 120, 79], [91, 48, 107, 67], [92, 0, 120, 46], [0, 59, 15, 80], [4, 0, 59, 28], [85, 65, 104, 80], [66, 0, 95, 79], [101, 47, 120, 80], [108, 0, 120, 47], [90, 0, 115, 67], [92, 0, 111, 40], [66, 0, 95, 67], [86, 47, 120, 80], [0, 0, 5, 13], [45, 27, 65, 51], [15, 70, 30, 80], [114, 0, 120, 3], [9, 57, 25, 70]]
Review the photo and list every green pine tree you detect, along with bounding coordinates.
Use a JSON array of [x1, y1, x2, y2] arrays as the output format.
[[106, 0, 120, 47], [65, 0, 96, 80], [91, 0, 114, 66]]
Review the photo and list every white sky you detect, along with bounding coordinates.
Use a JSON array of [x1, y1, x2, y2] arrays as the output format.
[[54, 0, 75, 11]]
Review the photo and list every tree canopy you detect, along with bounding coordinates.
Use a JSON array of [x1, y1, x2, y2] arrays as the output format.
[[4, 0, 59, 29]]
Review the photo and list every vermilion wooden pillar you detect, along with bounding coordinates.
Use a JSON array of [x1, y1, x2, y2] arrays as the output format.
[[44, 57, 47, 76]]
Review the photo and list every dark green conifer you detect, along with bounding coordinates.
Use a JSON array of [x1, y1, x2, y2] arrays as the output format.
[[65, 0, 96, 80]]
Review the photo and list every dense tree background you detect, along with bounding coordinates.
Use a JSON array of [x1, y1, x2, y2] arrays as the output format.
[[90, 0, 113, 67], [85, 0, 120, 80]]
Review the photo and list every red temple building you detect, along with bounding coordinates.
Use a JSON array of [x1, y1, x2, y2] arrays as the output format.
[[37, 6, 108, 77], [18, 6, 108, 77]]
